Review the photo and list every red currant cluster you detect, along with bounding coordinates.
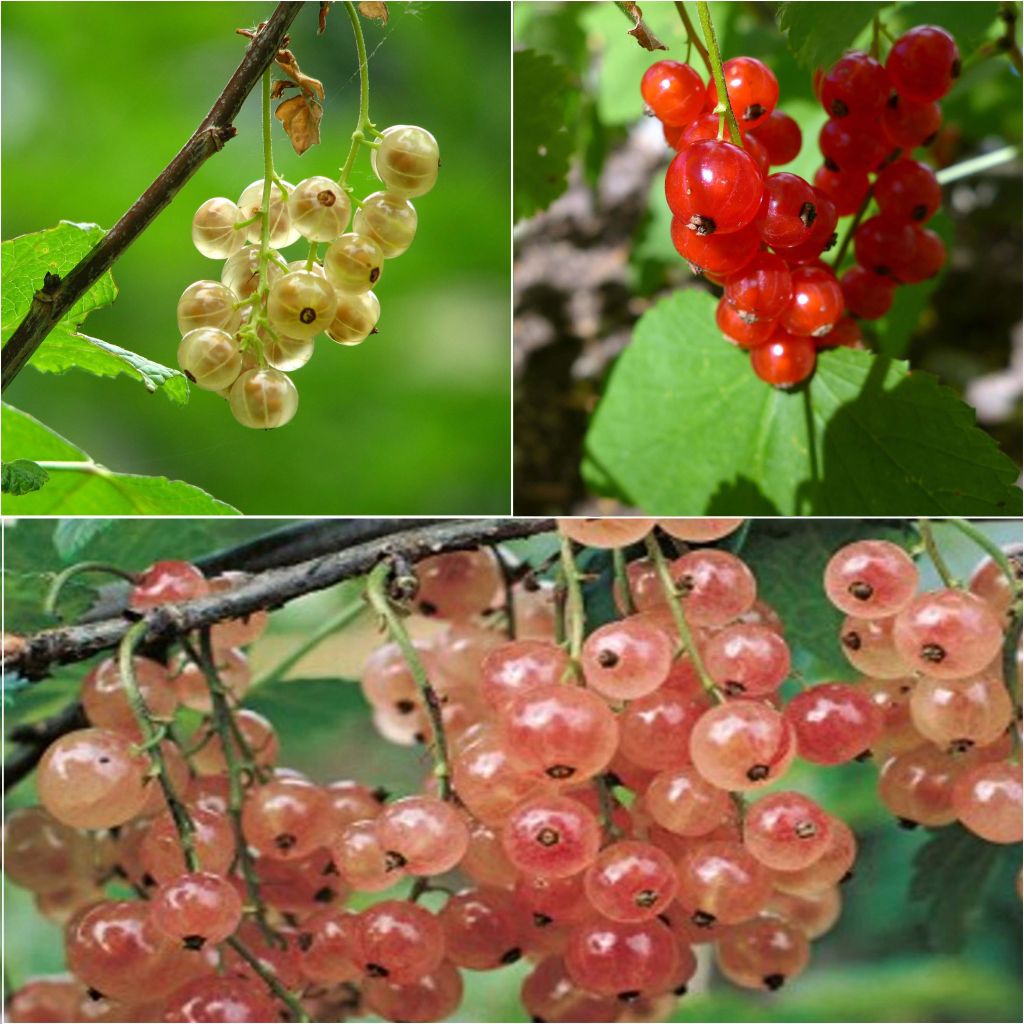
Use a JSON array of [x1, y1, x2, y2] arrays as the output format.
[[644, 24, 958, 388], [177, 124, 438, 429], [4, 522, 1020, 1024]]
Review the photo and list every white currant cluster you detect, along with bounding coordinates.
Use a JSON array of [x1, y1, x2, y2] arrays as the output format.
[[176, 125, 439, 429]]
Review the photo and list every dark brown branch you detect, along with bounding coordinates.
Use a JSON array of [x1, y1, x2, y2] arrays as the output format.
[[5, 701, 88, 790], [6, 518, 555, 681], [0, 1, 306, 391]]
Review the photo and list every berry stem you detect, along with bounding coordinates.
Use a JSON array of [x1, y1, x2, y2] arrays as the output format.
[[830, 183, 874, 270], [695, 1, 744, 147], [916, 519, 960, 589], [642, 535, 723, 703], [338, 1, 375, 190], [118, 619, 199, 871], [43, 562, 139, 620], [304, 239, 319, 271], [595, 775, 624, 841], [558, 535, 587, 667], [612, 547, 637, 616], [673, 1, 713, 76], [365, 559, 454, 800], [944, 518, 1022, 595], [870, 14, 882, 60], [935, 144, 1020, 185], [224, 935, 311, 1023], [493, 545, 519, 640]]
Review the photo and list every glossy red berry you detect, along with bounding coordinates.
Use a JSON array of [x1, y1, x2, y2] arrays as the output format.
[[706, 57, 779, 129], [895, 226, 946, 283], [772, 190, 838, 264], [784, 683, 884, 764], [748, 110, 802, 166], [715, 298, 778, 349], [817, 316, 864, 349], [812, 165, 869, 217], [665, 140, 764, 236], [841, 265, 896, 319], [750, 331, 816, 387], [881, 94, 942, 148], [754, 173, 821, 249], [670, 218, 760, 276], [853, 216, 917, 278], [780, 265, 844, 338], [565, 917, 679, 998], [874, 159, 942, 223], [821, 51, 890, 118], [819, 116, 891, 173], [641, 61, 706, 126], [886, 25, 960, 102], [724, 251, 794, 323]]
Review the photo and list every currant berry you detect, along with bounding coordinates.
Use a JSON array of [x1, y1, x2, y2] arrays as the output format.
[[191, 197, 247, 259], [771, 189, 838, 263], [784, 682, 884, 763], [754, 173, 821, 249], [521, 955, 620, 1024], [237, 178, 300, 247], [326, 290, 381, 345], [375, 795, 470, 875], [748, 110, 802, 166], [672, 217, 761, 277], [5, 976, 84, 1023], [877, 744, 962, 826], [969, 551, 1023, 619], [812, 164, 870, 216], [352, 900, 446, 983], [690, 700, 795, 790], [580, 616, 673, 699], [750, 331, 816, 387], [951, 762, 1023, 844], [176, 280, 241, 336], [583, 840, 678, 922], [80, 655, 178, 737], [416, 548, 503, 618], [820, 51, 890, 118], [706, 57, 779, 129], [228, 367, 298, 429], [659, 518, 745, 542], [881, 94, 942, 148], [892, 589, 1004, 679], [372, 124, 440, 198], [704, 623, 791, 696], [480, 639, 570, 709], [724, 251, 794, 323], [140, 806, 235, 882], [556, 517, 655, 547], [641, 60, 706, 126], [514, 872, 590, 928], [163, 976, 279, 1024], [895, 226, 946, 283], [840, 614, 911, 677], [818, 116, 890, 173], [766, 885, 843, 939], [618, 688, 708, 772], [362, 961, 463, 1024], [773, 815, 857, 895], [824, 539, 919, 617], [501, 794, 601, 878], [909, 672, 1013, 750], [353, 191, 418, 258], [715, 916, 810, 990], [565, 917, 679, 998], [221, 246, 284, 300], [874, 158, 942, 223], [675, 839, 772, 925], [852, 215, 917, 277], [817, 316, 864, 349], [780, 265, 844, 337], [241, 776, 333, 860], [439, 888, 523, 970], [288, 175, 352, 241], [2, 807, 93, 894], [665, 140, 764, 236], [296, 908, 360, 984], [150, 871, 243, 948], [266, 269, 338, 340], [644, 764, 731, 835], [743, 791, 832, 870], [668, 548, 757, 626], [324, 232, 384, 292], [715, 299, 774, 347], [840, 264, 897, 319], [332, 819, 406, 892], [861, 676, 923, 756], [886, 25, 960, 103], [177, 327, 242, 391], [260, 330, 315, 372]]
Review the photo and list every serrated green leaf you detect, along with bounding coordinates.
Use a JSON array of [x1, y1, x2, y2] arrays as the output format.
[[778, 1, 890, 69], [1, 222, 187, 402], [2, 460, 49, 496], [52, 519, 116, 560], [583, 290, 1022, 514], [514, 49, 578, 221], [1, 403, 239, 515]]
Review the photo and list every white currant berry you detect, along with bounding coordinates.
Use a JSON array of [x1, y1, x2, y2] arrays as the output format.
[[267, 271, 338, 340], [191, 197, 247, 260], [288, 176, 352, 242], [177, 327, 243, 391], [229, 367, 299, 429], [352, 191, 417, 259], [176, 280, 241, 336], [221, 246, 284, 300], [285, 260, 327, 277], [257, 325, 316, 372], [326, 291, 381, 346], [372, 125, 439, 197], [323, 233, 384, 293], [237, 179, 300, 248]]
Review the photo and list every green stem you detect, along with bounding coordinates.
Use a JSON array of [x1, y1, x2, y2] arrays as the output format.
[[45, 562, 139, 619], [595, 776, 623, 841], [225, 936, 310, 1022], [366, 561, 453, 800], [695, 1, 743, 146], [643, 536, 722, 702], [613, 548, 636, 616], [558, 536, 586, 664], [831, 184, 874, 269], [673, 2, 712, 75], [917, 519, 959, 589], [935, 145, 1020, 185], [945, 519, 1022, 595], [338, 1, 374, 189], [118, 621, 198, 871], [870, 14, 882, 60], [251, 600, 365, 691]]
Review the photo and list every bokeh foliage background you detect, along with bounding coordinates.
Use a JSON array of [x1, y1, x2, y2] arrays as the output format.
[[1, 2, 510, 514], [3, 516, 1021, 1022]]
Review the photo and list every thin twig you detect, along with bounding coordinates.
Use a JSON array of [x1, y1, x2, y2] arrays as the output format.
[[673, 1, 712, 75], [695, 1, 743, 146], [1, 2, 305, 390], [612, 548, 636, 616], [558, 536, 586, 665], [916, 519, 959, 589]]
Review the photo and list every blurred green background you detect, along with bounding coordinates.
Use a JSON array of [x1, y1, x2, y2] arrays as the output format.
[[3, 516, 1021, 1022], [1, 2, 510, 514]]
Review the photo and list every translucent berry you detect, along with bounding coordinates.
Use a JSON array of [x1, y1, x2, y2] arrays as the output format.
[[565, 917, 678, 998], [743, 791, 832, 870], [176, 280, 241, 336], [363, 961, 464, 1023], [780, 265, 843, 337], [501, 794, 601, 878], [2, 807, 93, 894], [704, 624, 791, 696], [754, 173, 821, 250], [414, 548, 502, 618], [237, 178, 300, 247], [287, 175, 351, 241], [750, 331, 816, 387], [909, 672, 1013, 750], [839, 615, 911, 677], [969, 551, 1022, 619], [690, 701, 795, 790], [820, 51, 890, 118], [480, 639, 569, 709], [140, 806, 235, 882], [784, 682, 884, 763], [715, 916, 810, 990], [81, 655, 177, 736], [813, 164, 870, 216], [262, 330, 315, 372], [881, 94, 942, 149], [296, 908, 360, 984], [177, 327, 242, 391], [581, 616, 674, 699], [951, 762, 1023, 844], [618, 689, 708, 772], [326, 290, 381, 345], [725, 251, 794, 322], [817, 315, 864, 350], [874, 159, 942, 223], [584, 840, 678, 922], [352, 899, 446, 983], [668, 548, 757, 626], [644, 764, 730, 836], [163, 977, 280, 1023], [556, 517, 655, 547], [191, 197, 247, 259], [241, 777, 333, 860], [705, 56, 779, 129], [375, 795, 470, 875], [150, 871, 243, 947], [353, 191, 418, 258], [332, 819, 406, 892], [324, 232, 384, 292], [896, 226, 946, 283], [665, 140, 764, 236], [672, 218, 761, 276], [766, 885, 843, 939], [824, 540, 919, 617], [819, 116, 890, 173], [659, 518, 745, 542], [853, 215, 917, 277], [878, 744, 962, 826], [372, 124, 440, 197], [675, 839, 772, 925], [221, 246, 283, 300], [748, 110, 802, 166], [861, 677, 922, 756], [886, 25, 960, 102], [228, 367, 299, 429], [439, 888, 523, 969], [840, 264, 896, 319], [5, 975, 84, 1023], [267, 270, 338, 340], [641, 60, 706, 126], [771, 189, 838, 263], [521, 955, 620, 1023]]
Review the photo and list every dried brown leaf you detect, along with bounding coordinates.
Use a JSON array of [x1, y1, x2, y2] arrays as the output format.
[[359, 1, 389, 24], [318, 2, 332, 34], [618, 1, 667, 51], [275, 49, 325, 101], [275, 95, 322, 155]]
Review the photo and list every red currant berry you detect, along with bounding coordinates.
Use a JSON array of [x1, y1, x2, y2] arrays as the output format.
[[706, 57, 779, 129], [812, 165, 869, 217], [819, 116, 891, 173], [821, 51, 890, 118], [724, 251, 794, 323], [816, 316, 864, 349], [780, 265, 844, 337], [772, 190, 838, 263], [670, 218, 760, 277], [665, 140, 764, 235], [840, 265, 896, 319], [679, 111, 722, 146], [886, 25, 960, 103], [748, 110, 802, 166], [754, 173, 821, 249], [641, 61, 706, 126], [715, 298, 778, 349], [874, 159, 942, 222], [750, 331, 816, 387], [896, 226, 946, 283], [881, 94, 942, 149], [853, 215, 917, 277], [784, 683, 884, 764]]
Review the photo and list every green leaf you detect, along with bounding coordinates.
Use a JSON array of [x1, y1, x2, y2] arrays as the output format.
[[2, 459, 49, 496], [778, 2, 890, 69], [583, 290, 1022, 514], [514, 49, 578, 221], [1, 222, 188, 402], [1, 404, 239, 515], [52, 519, 116, 561]]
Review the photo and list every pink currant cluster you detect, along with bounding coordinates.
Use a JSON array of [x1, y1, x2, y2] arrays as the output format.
[[644, 24, 958, 388]]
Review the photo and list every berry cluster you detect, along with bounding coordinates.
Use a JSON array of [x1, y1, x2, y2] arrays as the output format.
[[177, 124, 438, 428], [645, 24, 957, 388], [4, 521, 1020, 1024]]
